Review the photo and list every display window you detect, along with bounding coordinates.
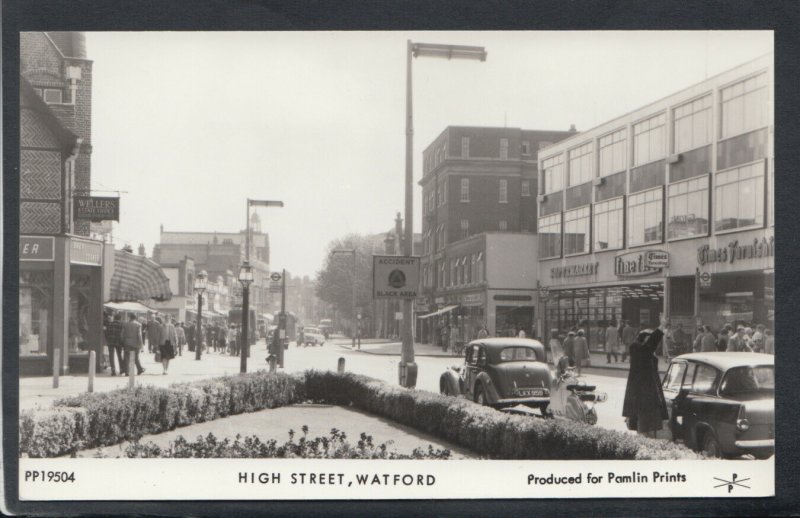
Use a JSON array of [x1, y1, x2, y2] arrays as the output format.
[[68, 271, 92, 354], [19, 270, 53, 356]]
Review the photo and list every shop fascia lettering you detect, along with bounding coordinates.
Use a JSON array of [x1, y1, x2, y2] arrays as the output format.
[[697, 236, 774, 266], [614, 250, 664, 277], [551, 262, 599, 279]]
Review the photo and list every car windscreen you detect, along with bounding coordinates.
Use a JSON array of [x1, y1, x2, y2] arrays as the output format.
[[498, 347, 541, 362], [720, 366, 774, 395]]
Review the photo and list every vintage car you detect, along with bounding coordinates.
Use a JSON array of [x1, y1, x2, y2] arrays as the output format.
[[439, 338, 552, 413], [662, 352, 774, 459], [300, 326, 326, 346]]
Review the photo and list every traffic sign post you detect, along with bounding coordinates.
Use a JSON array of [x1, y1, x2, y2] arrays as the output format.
[[699, 271, 712, 288]]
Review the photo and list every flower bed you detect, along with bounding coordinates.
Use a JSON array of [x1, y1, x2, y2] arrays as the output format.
[[302, 370, 700, 460]]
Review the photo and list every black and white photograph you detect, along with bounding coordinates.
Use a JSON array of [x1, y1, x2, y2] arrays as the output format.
[[5, 10, 789, 511]]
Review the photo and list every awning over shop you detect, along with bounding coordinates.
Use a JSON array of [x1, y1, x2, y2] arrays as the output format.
[[109, 249, 172, 302], [261, 313, 274, 321], [104, 301, 155, 313], [418, 304, 459, 319]]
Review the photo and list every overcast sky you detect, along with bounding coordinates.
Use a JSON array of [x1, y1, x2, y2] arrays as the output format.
[[86, 30, 772, 278]]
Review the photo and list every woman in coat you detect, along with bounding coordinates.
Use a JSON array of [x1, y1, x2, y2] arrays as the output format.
[[605, 321, 620, 364], [159, 317, 178, 374], [573, 329, 590, 376], [622, 318, 669, 437]]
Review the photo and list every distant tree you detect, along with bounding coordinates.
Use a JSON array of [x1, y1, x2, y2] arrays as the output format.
[[315, 234, 379, 324]]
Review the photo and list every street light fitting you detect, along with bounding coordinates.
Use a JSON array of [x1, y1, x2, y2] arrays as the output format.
[[412, 42, 487, 62], [249, 199, 284, 208], [238, 261, 254, 287], [194, 270, 208, 294]]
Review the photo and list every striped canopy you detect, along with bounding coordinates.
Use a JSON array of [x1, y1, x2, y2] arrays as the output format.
[[109, 250, 172, 302]]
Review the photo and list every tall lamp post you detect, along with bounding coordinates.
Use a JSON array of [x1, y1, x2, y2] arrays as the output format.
[[400, 41, 487, 388], [194, 270, 208, 361], [331, 248, 357, 348], [238, 261, 254, 373]]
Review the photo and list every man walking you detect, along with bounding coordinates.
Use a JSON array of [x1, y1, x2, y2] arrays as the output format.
[[621, 320, 637, 363], [104, 313, 125, 376], [175, 320, 186, 356], [146, 313, 161, 354], [121, 313, 145, 376]]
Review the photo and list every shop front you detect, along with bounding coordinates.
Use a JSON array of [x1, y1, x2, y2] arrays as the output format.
[[488, 290, 536, 338]]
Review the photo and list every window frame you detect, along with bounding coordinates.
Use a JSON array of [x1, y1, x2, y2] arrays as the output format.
[[460, 178, 470, 203], [632, 112, 667, 167], [500, 138, 509, 160], [593, 196, 625, 252], [563, 205, 592, 257], [461, 136, 470, 159], [598, 127, 627, 177], [719, 71, 770, 141], [538, 212, 563, 260], [567, 141, 594, 187], [42, 88, 63, 104], [667, 174, 710, 242], [627, 186, 664, 248], [672, 93, 713, 155], [713, 159, 766, 235], [499, 179, 508, 203], [521, 180, 531, 197], [542, 154, 565, 194]]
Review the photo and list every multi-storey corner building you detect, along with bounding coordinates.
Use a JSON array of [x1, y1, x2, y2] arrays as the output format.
[[537, 54, 773, 350], [417, 126, 575, 340]]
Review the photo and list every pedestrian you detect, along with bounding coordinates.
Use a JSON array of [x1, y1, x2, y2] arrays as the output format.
[[660, 322, 675, 361], [549, 329, 563, 366], [672, 323, 688, 355], [441, 322, 450, 353], [517, 327, 527, 339], [121, 313, 145, 376], [449, 323, 461, 355], [727, 326, 753, 352], [622, 318, 669, 437], [175, 320, 186, 356], [477, 323, 489, 339], [159, 317, 177, 374], [764, 328, 774, 355], [715, 328, 729, 352], [621, 320, 637, 363], [563, 331, 577, 367], [605, 321, 620, 364], [186, 320, 196, 352], [744, 327, 755, 350], [146, 313, 161, 354], [104, 312, 125, 376], [218, 324, 227, 353], [693, 325, 716, 352], [573, 329, 590, 376], [228, 324, 238, 357], [751, 324, 766, 353]]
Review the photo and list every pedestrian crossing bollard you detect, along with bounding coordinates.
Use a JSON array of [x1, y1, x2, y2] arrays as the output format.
[[52, 349, 60, 388], [268, 355, 277, 373], [88, 351, 96, 393], [337, 357, 345, 373], [128, 355, 136, 389]]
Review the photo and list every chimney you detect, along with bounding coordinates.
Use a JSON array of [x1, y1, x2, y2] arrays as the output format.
[[384, 232, 396, 255], [138, 243, 146, 256], [395, 212, 403, 238], [569, 124, 577, 133], [160, 224, 164, 234]]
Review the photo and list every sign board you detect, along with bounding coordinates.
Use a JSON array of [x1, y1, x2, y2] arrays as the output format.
[[539, 287, 549, 301], [270, 272, 282, 282], [645, 250, 670, 269], [394, 311, 403, 320], [74, 196, 120, 222], [614, 250, 664, 277], [70, 238, 102, 265], [372, 255, 420, 299], [699, 271, 712, 288], [20, 236, 54, 261]]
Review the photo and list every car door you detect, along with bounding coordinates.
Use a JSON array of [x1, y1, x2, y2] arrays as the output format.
[[662, 360, 689, 441], [463, 344, 480, 397], [677, 362, 720, 449]]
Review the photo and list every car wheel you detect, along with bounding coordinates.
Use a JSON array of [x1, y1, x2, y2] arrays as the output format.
[[702, 430, 721, 458], [475, 384, 488, 406], [440, 378, 449, 396]]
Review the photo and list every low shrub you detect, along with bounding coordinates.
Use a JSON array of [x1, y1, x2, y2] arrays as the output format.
[[303, 370, 699, 460], [20, 371, 305, 457], [104, 427, 452, 459]]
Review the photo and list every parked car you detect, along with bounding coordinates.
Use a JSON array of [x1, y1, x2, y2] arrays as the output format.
[[439, 338, 552, 414], [301, 327, 326, 346], [662, 352, 774, 459]]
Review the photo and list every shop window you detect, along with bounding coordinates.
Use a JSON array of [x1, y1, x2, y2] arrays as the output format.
[[19, 271, 53, 356], [599, 128, 627, 177], [542, 154, 564, 194], [673, 94, 712, 154], [668, 175, 709, 239], [714, 161, 765, 232], [568, 141, 593, 186], [721, 73, 768, 140], [564, 206, 590, 255], [521, 180, 531, 197], [633, 113, 666, 167], [593, 197, 623, 251], [499, 179, 508, 203], [628, 187, 663, 246], [68, 272, 92, 353], [538, 213, 562, 259], [460, 178, 470, 202]]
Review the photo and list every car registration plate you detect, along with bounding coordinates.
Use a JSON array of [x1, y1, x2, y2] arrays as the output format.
[[518, 388, 544, 397]]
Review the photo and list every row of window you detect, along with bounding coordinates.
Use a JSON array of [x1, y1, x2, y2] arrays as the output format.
[[425, 177, 531, 213], [538, 160, 767, 259], [541, 72, 769, 194], [424, 218, 512, 254], [425, 136, 542, 174], [422, 252, 486, 290]]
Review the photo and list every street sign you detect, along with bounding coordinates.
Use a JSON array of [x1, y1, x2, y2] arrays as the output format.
[[699, 271, 712, 288], [539, 287, 549, 301], [270, 272, 282, 282], [373, 255, 420, 299]]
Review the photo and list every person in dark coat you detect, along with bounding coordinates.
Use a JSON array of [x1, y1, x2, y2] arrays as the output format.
[[622, 318, 669, 437], [562, 331, 577, 367]]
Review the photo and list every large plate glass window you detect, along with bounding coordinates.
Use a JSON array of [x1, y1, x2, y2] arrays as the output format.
[[715, 161, 765, 231], [668, 175, 709, 239], [542, 154, 564, 194], [19, 271, 53, 356], [564, 206, 590, 255], [568, 142, 593, 186], [593, 197, 624, 250], [721, 72, 768, 139], [628, 187, 663, 246], [599, 128, 626, 176], [673, 95, 712, 154], [538, 213, 562, 259], [633, 113, 666, 167]]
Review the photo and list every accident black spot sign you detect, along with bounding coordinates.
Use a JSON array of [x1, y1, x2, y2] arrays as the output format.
[[373, 255, 420, 299]]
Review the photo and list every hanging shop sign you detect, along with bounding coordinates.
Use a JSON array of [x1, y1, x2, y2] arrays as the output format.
[[20, 236, 54, 261], [697, 236, 775, 266], [550, 262, 599, 279], [644, 250, 669, 269], [70, 238, 102, 265], [614, 250, 664, 277], [373, 255, 420, 299], [73, 196, 120, 222]]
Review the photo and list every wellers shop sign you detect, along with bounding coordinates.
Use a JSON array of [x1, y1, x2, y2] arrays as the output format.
[[614, 250, 668, 277]]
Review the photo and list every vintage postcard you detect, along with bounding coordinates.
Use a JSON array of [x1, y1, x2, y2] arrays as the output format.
[[7, 24, 779, 510]]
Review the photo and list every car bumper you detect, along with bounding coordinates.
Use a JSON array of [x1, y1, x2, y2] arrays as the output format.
[[495, 396, 550, 406], [734, 439, 774, 450]]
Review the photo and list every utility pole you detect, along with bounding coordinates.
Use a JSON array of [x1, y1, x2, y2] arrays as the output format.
[[279, 268, 286, 368]]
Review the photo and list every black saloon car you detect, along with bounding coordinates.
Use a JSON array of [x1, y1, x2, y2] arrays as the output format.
[[662, 352, 774, 459]]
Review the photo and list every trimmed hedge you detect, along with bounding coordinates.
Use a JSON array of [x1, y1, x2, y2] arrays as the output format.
[[302, 370, 700, 460], [20, 371, 304, 457]]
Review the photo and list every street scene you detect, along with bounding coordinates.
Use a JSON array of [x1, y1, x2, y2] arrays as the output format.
[[16, 30, 774, 469]]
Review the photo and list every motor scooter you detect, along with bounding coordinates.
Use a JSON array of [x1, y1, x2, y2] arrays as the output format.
[[546, 357, 607, 425]]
